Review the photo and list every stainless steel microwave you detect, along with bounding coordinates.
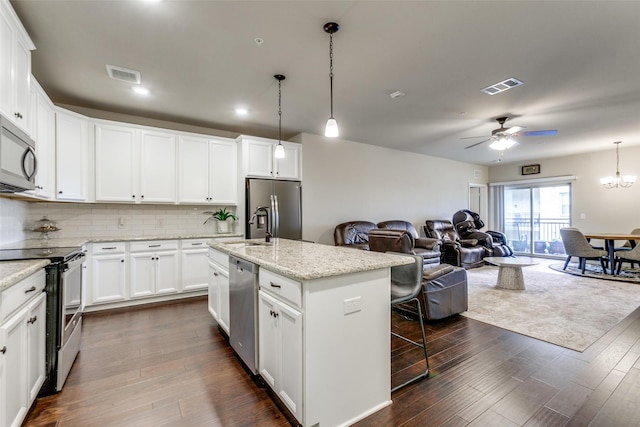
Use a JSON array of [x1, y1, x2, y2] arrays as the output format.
[[0, 114, 37, 192]]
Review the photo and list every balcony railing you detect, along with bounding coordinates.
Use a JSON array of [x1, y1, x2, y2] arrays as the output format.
[[504, 217, 571, 254]]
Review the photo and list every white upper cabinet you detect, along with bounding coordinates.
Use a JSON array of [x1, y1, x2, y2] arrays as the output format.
[[56, 109, 89, 202], [139, 129, 176, 203], [95, 123, 137, 202], [26, 79, 55, 199], [239, 135, 301, 180], [178, 135, 237, 205], [0, 0, 35, 134], [94, 122, 177, 204]]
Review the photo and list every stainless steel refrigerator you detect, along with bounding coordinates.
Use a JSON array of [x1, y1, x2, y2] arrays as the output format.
[[245, 178, 302, 240]]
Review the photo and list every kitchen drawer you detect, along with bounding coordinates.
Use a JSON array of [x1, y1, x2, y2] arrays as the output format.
[[91, 242, 126, 255], [129, 240, 178, 252], [182, 239, 209, 249], [0, 269, 46, 323], [259, 269, 302, 309], [208, 248, 229, 268]]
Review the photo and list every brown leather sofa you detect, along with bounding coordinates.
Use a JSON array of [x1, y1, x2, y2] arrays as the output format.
[[452, 210, 514, 257], [369, 225, 441, 267], [424, 220, 486, 269], [333, 221, 377, 250]]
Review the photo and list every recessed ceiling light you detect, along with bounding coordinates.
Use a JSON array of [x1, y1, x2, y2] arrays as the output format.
[[235, 108, 248, 115], [254, 38, 264, 46], [133, 86, 150, 95]]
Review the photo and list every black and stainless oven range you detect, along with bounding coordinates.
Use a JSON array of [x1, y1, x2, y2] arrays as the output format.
[[0, 246, 85, 396]]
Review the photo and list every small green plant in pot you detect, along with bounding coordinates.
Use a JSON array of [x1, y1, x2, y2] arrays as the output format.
[[203, 208, 238, 234]]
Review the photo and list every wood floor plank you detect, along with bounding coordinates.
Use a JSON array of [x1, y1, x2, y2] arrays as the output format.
[[24, 299, 640, 427]]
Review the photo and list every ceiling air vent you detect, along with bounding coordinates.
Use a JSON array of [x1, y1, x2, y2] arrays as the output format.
[[106, 64, 141, 84], [481, 77, 523, 95]]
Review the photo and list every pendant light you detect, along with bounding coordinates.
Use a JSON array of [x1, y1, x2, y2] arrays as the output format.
[[274, 74, 286, 159], [324, 22, 340, 137], [600, 141, 636, 188]]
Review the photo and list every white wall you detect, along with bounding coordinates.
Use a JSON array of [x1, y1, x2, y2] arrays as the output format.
[[489, 145, 640, 234], [294, 133, 488, 245]]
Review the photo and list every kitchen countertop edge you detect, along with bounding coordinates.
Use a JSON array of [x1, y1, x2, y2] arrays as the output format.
[[208, 238, 414, 281], [0, 259, 51, 292]]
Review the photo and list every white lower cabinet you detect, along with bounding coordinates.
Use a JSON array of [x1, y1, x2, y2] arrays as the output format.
[[207, 249, 230, 334], [129, 242, 179, 298], [0, 270, 46, 427], [90, 245, 127, 305], [181, 240, 209, 292], [258, 290, 302, 421]]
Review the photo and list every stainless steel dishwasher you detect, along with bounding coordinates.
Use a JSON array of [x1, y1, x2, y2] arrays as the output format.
[[229, 255, 259, 374]]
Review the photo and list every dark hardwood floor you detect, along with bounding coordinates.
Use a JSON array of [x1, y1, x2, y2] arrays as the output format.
[[25, 297, 640, 426]]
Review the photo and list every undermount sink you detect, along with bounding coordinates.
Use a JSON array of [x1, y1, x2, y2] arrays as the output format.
[[224, 241, 270, 248]]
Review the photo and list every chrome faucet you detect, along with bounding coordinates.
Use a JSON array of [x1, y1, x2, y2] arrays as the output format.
[[248, 206, 272, 242]]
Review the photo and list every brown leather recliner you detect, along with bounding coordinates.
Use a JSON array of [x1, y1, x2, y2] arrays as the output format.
[[333, 221, 377, 250], [424, 220, 486, 269], [371, 222, 441, 267]]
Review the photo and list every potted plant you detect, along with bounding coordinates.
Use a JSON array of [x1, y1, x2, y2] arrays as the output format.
[[203, 208, 238, 234]]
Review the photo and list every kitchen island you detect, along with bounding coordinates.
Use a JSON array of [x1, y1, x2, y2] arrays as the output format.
[[208, 238, 413, 427]]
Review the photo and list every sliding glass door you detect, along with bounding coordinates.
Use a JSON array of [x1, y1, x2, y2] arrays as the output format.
[[503, 183, 571, 255]]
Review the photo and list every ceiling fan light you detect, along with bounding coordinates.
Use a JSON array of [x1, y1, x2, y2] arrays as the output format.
[[325, 118, 339, 137], [274, 142, 285, 159]]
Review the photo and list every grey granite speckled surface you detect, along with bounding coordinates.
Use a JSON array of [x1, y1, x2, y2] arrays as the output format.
[[209, 238, 414, 281], [0, 259, 50, 291]]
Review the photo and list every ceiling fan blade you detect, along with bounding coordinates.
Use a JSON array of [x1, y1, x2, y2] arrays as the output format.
[[465, 138, 491, 149], [460, 135, 486, 140], [520, 129, 558, 137], [504, 126, 525, 135]]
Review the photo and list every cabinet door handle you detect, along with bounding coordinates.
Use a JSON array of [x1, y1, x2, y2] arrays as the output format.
[[121, 259, 125, 263], [102, 247, 117, 250], [27, 316, 37, 324], [148, 244, 161, 248], [213, 272, 219, 276], [0, 346, 5, 354], [191, 243, 203, 246], [270, 282, 281, 288], [24, 286, 37, 294]]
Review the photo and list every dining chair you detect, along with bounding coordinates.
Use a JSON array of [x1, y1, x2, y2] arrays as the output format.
[[389, 253, 430, 392], [614, 243, 640, 275], [613, 228, 640, 269], [559, 228, 608, 274]]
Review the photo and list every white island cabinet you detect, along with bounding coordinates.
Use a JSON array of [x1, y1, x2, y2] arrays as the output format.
[[209, 239, 412, 427]]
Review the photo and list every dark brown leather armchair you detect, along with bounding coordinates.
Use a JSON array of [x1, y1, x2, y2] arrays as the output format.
[[333, 221, 377, 250], [424, 220, 486, 269], [373, 221, 441, 267]]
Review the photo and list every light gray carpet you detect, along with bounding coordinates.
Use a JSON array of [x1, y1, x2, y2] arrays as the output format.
[[462, 260, 640, 352]]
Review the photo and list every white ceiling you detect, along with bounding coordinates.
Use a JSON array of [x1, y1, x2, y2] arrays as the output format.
[[11, 0, 640, 166]]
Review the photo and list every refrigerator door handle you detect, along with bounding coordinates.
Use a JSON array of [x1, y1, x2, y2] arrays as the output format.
[[272, 194, 279, 238]]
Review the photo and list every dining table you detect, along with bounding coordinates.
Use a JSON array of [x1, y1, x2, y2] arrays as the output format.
[[583, 233, 639, 274]]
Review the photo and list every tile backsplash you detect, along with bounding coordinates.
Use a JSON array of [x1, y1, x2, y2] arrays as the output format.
[[0, 198, 28, 244], [22, 202, 240, 240]]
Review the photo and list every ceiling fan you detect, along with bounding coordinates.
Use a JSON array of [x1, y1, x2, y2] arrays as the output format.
[[463, 117, 557, 150]]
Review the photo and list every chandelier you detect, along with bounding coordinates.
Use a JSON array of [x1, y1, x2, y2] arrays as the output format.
[[600, 141, 636, 189]]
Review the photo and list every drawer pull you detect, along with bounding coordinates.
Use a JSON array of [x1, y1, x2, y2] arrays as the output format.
[[148, 244, 161, 248], [270, 282, 281, 289], [24, 286, 37, 294], [27, 316, 37, 324], [191, 243, 203, 246], [0, 346, 5, 354], [102, 247, 117, 250]]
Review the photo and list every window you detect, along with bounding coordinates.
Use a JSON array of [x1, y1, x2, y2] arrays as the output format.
[[503, 183, 571, 255]]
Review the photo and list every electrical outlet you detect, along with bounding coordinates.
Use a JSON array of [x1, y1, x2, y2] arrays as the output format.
[[580, 213, 586, 219], [118, 217, 125, 228], [344, 297, 362, 315], [157, 219, 165, 228]]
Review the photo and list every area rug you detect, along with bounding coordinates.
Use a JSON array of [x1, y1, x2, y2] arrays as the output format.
[[549, 262, 640, 284], [462, 261, 640, 351]]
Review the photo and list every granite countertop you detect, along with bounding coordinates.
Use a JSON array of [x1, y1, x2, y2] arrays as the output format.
[[0, 259, 50, 292], [209, 238, 414, 281], [0, 233, 244, 250]]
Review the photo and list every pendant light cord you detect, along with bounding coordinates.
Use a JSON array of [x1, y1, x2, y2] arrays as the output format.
[[329, 32, 334, 119], [278, 79, 282, 142]]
